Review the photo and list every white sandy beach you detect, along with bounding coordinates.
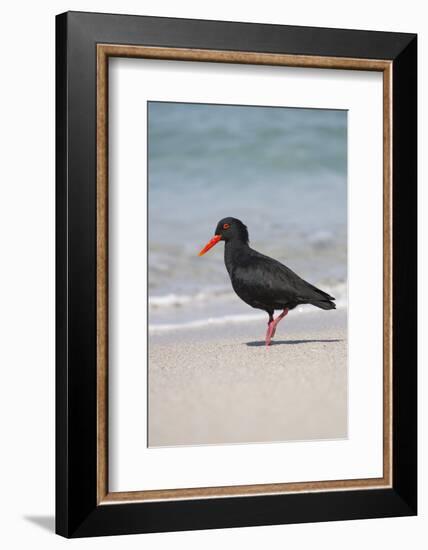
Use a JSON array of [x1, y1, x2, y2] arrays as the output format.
[[148, 309, 347, 447]]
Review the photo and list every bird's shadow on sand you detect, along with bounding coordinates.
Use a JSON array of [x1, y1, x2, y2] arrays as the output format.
[[246, 338, 342, 347]]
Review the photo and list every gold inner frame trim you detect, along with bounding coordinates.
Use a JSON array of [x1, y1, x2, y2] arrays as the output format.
[[96, 44, 393, 505]]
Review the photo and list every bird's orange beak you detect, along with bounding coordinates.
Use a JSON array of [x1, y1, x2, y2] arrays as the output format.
[[198, 234, 221, 256]]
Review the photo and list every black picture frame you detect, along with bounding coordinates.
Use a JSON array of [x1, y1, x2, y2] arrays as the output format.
[[56, 11, 417, 538]]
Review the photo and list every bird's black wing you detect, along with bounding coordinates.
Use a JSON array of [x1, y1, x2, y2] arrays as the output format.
[[231, 248, 335, 310]]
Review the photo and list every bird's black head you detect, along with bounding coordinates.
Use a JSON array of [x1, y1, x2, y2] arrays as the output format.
[[215, 217, 249, 244], [198, 217, 249, 256]]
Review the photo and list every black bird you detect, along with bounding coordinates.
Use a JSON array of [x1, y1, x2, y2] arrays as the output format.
[[198, 217, 335, 346]]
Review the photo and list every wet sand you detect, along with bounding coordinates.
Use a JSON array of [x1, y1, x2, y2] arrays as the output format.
[[148, 309, 347, 447]]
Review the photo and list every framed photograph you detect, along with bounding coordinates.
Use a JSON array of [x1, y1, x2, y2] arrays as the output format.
[[56, 11, 417, 537]]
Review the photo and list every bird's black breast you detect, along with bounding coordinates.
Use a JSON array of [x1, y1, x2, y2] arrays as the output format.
[[224, 244, 296, 311]]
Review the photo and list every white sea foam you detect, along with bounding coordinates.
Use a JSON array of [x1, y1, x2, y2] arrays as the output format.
[[149, 286, 347, 333], [149, 312, 266, 333], [149, 289, 234, 309]]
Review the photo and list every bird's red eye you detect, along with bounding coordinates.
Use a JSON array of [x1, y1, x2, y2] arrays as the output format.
[[223, 223, 230, 229]]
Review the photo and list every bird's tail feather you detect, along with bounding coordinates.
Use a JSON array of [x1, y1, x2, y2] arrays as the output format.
[[311, 299, 336, 310]]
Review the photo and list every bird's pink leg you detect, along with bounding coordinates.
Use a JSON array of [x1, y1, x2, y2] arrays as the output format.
[[270, 308, 289, 338], [265, 318, 276, 347]]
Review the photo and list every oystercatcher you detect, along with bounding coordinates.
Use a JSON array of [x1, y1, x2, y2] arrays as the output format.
[[198, 217, 335, 346]]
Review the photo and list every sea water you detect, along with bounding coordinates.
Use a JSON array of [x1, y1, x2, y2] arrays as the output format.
[[148, 102, 347, 331]]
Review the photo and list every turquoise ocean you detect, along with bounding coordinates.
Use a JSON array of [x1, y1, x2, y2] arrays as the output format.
[[148, 102, 347, 332]]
